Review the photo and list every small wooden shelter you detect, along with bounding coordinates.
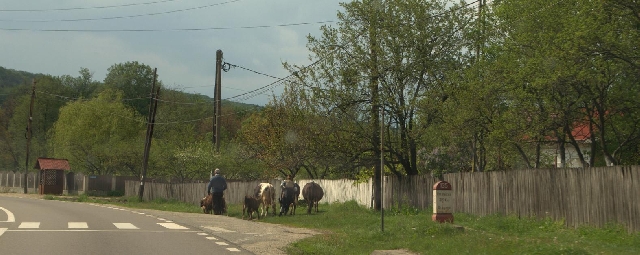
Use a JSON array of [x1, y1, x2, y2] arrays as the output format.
[[35, 157, 70, 195]]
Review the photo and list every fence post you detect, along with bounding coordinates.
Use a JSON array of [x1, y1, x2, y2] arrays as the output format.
[[83, 175, 88, 194]]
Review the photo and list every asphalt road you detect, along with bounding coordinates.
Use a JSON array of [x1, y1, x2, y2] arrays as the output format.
[[0, 194, 319, 255]]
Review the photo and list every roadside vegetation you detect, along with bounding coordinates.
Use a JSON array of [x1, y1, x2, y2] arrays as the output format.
[[46, 194, 640, 255]]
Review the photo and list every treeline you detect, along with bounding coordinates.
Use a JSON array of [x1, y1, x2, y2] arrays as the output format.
[[0, 63, 263, 181], [1, 0, 639, 184]]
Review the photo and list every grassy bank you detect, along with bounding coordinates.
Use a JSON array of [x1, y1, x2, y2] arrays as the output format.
[[48, 194, 640, 255]]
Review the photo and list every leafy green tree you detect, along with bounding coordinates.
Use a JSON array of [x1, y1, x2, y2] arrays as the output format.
[[0, 106, 19, 171], [483, 0, 640, 167], [59, 68, 100, 99], [6, 75, 72, 172], [103, 61, 158, 116], [49, 89, 145, 175], [284, 0, 475, 178]]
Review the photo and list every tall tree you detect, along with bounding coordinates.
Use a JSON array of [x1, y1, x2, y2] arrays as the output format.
[[485, 0, 640, 167], [285, 0, 474, 176], [49, 89, 145, 175], [103, 61, 157, 116], [281, 0, 474, 210], [7, 75, 72, 172]]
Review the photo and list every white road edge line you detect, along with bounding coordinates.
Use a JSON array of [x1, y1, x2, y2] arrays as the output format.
[[0, 207, 15, 222]]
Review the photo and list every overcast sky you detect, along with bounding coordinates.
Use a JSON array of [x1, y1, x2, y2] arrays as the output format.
[[0, 0, 346, 106]]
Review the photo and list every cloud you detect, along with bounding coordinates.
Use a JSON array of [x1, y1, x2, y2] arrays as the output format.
[[0, 0, 345, 106]]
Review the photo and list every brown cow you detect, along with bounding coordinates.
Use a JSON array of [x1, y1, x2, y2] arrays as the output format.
[[254, 183, 277, 217], [302, 182, 324, 214], [243, 195, 261, 220]]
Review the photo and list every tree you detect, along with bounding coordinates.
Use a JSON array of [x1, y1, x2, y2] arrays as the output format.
[[484, 0, 640, 167], [6, 75, 73, 172], [60, 67, 99, 99], [281, 0, 475, 209], [49, 89, 145, 175], [103, 61, 158, 116]]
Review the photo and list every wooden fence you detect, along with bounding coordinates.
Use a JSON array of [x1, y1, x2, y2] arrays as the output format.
[[124, 166, 640, 232], [446, 166, 640, 232], [124, 179, 374, 208], [0, 171, 136, 195]]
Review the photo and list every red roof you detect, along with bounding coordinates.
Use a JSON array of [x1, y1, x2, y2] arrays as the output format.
[[35, 158, 70, 170], [570, 122, 591, 141]]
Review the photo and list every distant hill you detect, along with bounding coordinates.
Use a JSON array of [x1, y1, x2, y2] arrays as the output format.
[[0, 66, 39, 89], [0, 66, 262, 111]]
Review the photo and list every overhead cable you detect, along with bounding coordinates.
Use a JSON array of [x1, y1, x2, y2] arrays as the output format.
[[0, 21, 334, 32], [0, 0, 241, 22], [0, 0, 179, 12]]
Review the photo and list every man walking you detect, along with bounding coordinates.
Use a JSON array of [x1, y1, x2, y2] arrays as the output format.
[[207, 168, 228, 215]]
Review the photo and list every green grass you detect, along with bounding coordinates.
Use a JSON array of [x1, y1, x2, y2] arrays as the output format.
[[48, 195, 640, 255]]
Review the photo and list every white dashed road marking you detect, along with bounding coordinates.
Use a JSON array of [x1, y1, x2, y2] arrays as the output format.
[[206, 236, 218, 240], [68, 222, 88, 229], [113, 223, 139, 229], [18, 222, 40, 228], [157, 223, 188, 230], [227, 248, 240, 252], [203, 226, 235, 232], [215, 242, 228, 246]]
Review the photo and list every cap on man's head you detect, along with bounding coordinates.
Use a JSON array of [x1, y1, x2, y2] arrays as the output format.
[[214, 168, 221, 174]]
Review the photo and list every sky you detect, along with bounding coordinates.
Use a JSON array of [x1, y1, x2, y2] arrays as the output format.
[[0, 0, 346, 106]]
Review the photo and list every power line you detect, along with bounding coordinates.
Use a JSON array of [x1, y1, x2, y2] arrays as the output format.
[[0, 21, 334, 32], [34, 90, 149, 102], [0, 0, 180, 12], [223, 63, 280, 80], [0, 0, 242, 23]]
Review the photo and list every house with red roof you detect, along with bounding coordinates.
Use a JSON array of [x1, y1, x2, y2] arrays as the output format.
[[542, 123, 592, 168]]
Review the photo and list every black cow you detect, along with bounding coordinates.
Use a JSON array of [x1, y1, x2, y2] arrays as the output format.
[[279, 186, 295, 216], [288, 183, 300, 215]]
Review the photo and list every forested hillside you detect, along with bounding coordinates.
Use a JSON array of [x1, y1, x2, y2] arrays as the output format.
[[0, 63, 265, 181]]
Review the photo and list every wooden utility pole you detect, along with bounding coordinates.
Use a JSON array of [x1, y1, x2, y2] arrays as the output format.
[[24, 79, 36, 194], [369, 0, 382, 211], [139, 68, 159, 201], [380, 107, 384, 231], [472, 0, 485, 172], [213, 50, 223, 153]]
